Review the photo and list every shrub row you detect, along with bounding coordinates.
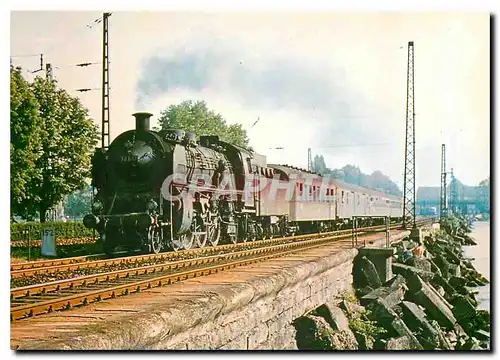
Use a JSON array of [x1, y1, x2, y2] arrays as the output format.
[[10, 221, 95, 241], [11, 237, 98, 248]]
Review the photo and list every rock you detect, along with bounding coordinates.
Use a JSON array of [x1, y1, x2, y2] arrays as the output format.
[[338, 299, 366, 317], [360, 285, 406, 308], [460, 337, 483, 350], [406, 275, 457, 330], [474, 330, 490, 342], [384, 274, 407, 289], [449, 276, 467, 288], [315, 304, 350, 332], [354, 256, 382, 289], [356, 286, 374, 297], [429, 320, 453, 350], [448, 264, 461, 278], [432, 274, 456, 298], [390, 318, 424, 350], [433, 254, 451, 279], [358, 247, 396, 283], [453, 323, 469, 342], [330, 330, 359, 350], [400, 301, 439, 349], [366, 299, 398, 330], [293, 315, 336, 350], [427, 259, 443, 277], [450, 294, 476, 320], [385, 336, 414, 350], [433, 285, 446, 297], [444, 248, 461, 265], [406, 257, 432, 272], [392, 263, 435, 284]]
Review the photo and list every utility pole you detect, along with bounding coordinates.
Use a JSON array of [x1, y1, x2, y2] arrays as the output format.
[[402, 41, 416, 229], [101, 12, 111, 150], [440, 144, 447, 220], [307, 148, 313, 172], [45, 63, 53, 80], [32, 54, 44, 74]]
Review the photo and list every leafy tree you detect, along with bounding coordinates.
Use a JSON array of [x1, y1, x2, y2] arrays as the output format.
[[477, 176, 490, 214], [328, 164, 402, 196], [312, 154, 328, 175], [157, 100, 250, 148], [10, 66, 42, 220], [10, 69, 99, 222], [65, 185, 93, 219]]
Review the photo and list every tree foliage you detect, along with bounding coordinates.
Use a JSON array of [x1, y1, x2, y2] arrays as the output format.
[[65, 186, 93, 219], [157, 100, 250, 148], [10, 67, 41, 220], [10, 67, 99, 222], [311, 157, 402, 196]]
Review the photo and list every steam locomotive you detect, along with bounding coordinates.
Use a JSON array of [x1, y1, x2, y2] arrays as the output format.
[[83, 112, 403, 254]]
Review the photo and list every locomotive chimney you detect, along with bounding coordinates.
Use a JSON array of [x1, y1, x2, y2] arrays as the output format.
[[133, 112, 153, 132]]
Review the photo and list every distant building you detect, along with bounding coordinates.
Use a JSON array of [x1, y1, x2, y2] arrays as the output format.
[[417, 181, 489, 215]]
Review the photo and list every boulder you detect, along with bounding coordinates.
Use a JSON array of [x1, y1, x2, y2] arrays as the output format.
[[400, 301, 439, 349], [366, 299, 398, 330], [392, 263, 434, 284], [429, 320, 453, 350], [293, 315, 336, 350], [385, 336, 414, 350], [390, 318, 423, 350], [450, 294, 476, 320], [354, 256, 382, 289], [474, 330, 490, 342], [406, 275, 457, 330], [360, 285, 406, 308], [406, 257, 432, 272]]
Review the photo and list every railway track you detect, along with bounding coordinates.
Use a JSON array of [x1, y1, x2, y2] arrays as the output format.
[[11, 222, 400, 281], [10, 219, 433, 322]]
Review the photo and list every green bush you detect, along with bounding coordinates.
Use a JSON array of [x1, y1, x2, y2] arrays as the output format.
[[10, 221, 94, 241]]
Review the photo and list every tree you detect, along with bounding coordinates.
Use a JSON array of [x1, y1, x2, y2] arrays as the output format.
[[10, 69, 99, 222], [477, 176, 490, 214], [157, 100, 250, 148], [65, 185, 93, 219], [10, 66, 42, 220], [328, 163, 402, 196], [312, 154, 328, 175]]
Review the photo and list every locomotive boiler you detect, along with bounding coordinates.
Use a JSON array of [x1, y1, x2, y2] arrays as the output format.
[[84, 112, 404, 255]]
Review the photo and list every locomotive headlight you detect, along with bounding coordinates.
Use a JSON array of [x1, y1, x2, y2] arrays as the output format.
[[147, 199, 158, 211], [92, 200, 103, 213]]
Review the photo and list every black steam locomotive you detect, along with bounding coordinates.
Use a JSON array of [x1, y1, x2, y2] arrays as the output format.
[[84, 112, 403, 254]]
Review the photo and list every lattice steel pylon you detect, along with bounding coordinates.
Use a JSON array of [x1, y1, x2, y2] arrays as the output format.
[[307, 148, 313, 172], [101, 12, 111, 150], [440, 144, 447, 221], [449, 167, 457, 215], [402, 41, 416, 229]]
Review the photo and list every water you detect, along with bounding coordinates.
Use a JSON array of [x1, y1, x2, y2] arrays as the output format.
[[462, 221, 490, 311]]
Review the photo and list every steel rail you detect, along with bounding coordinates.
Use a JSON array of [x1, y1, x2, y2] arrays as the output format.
[[11, 218, 432, 279], [10, 225, 418, 322], [10, 223, 397, 279]]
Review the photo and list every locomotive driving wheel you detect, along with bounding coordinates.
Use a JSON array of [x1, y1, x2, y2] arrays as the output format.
[[148, 226, 162, 254], [171, 232, 194, 251], [192, 218, 207, 248], [207, 217, 220, 247]]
